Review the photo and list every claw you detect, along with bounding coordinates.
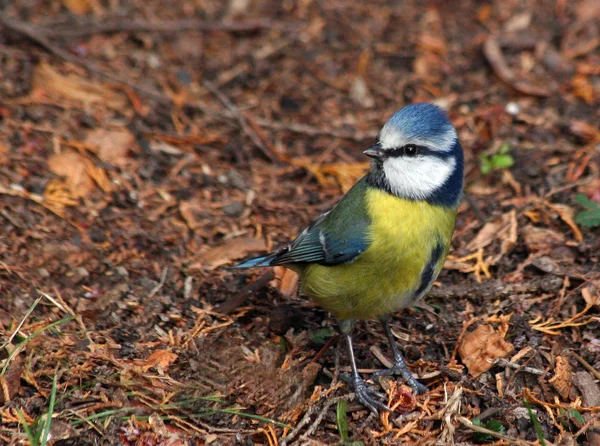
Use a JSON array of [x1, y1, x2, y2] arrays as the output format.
[[342, 373, 390, 415], [375, 319, 429, 396], [373, 366, 429, 395], [340, 330, 391, 415]]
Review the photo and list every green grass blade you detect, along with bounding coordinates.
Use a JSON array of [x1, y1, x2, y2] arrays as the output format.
[[1, 296, 42, 350], [524, 399, 546, 446], [1, 316, 75, 376], [336, 400, 349, 442], [17, 409, 38, 446], [40, 368, 59, 446]]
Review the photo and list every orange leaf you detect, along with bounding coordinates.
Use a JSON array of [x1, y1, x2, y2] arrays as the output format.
[[142, 350, 178, 371], [458, 324, 514, 377], [548, 355, 572, 400]]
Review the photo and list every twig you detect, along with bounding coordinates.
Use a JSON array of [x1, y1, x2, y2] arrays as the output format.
[[0, 209, 22, 228], [215, 270, 275, 314], [571, 352, 600, 382], [202, 80, 279, 163], [300, 396, 352, 440], [148, 267, 169, 298], [494, 358, 545, 376], [280, 404, 319, 446], [37, 18, 276, 38]]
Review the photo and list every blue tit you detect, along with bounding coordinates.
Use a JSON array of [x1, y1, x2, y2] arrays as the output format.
[[236, 103, 463, 414]]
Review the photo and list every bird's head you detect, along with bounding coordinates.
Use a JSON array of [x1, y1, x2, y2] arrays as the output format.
[[365, 103, 464, 207]]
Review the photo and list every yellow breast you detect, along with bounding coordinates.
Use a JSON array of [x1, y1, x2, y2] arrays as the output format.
[[300, 188, 457, 320]]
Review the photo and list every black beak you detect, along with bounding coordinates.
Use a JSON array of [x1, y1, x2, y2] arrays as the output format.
[[363, 144, 385, 159]]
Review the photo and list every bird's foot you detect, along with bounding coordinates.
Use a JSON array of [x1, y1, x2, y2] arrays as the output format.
[[372, 363, 428, 396], [340, 373, 390, 415]]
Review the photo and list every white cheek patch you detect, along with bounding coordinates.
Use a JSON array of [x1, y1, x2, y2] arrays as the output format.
[[383, 156, 456, 200]]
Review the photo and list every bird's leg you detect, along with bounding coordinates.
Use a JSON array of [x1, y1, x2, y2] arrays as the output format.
[[338, 320, 389, 414], [372, 318, 428, 395]]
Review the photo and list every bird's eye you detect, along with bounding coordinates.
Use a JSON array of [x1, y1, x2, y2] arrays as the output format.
[[403, 144, 419, 156]]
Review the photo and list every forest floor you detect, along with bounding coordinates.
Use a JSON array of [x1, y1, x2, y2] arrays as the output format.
[[0, 0, 599, 445]]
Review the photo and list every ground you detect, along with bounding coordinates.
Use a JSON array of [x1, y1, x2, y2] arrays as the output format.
[[0, 0, 599, 445]]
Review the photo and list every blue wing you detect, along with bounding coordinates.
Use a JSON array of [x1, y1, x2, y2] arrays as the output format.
[[235, 215, 368, 267], [235, 177, 371, 268]]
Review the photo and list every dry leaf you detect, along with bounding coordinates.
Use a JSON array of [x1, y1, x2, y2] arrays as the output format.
[[140, 350, 178, 372], [85, 128, 135, 164], [48, 151, 96, 199], [193, 237, 267, 270], [279, 268, 300, 297], [0, 356, 22, 403], [521, 225, 565, 253], [547, 202, 583, 243], [32, 62, 126, 110], [466, 210, 517, 253], [570, 120, 600, 143], [459, 324, 514, 377], [503, 12, 532, 32], [179, 199, 208, 231], [62, 0, 93, 15], [582, 287, 599, 307], [549, 355, 572, 400], [47, 420, 78, 442], [350, 77, 375, 108], [571, 75, 596, 104], [46, 150, 111, 204]]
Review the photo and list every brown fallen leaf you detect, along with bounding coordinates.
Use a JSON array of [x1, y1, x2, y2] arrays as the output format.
[[62, 0, 93, 15], [0, 356, 22, 403], [569, 120, 600, 143], [549, 355, 572, 400], [466, 210, 517, 257], [278, 268, 300, 298], [138, 350, 178, 372], [458, 324, 514, 378], [581, 287, 599, 308], [47, 151, 96, 199], [192, 237, 267, 270], [179, 198, 208, 231], [85, 128, 135, 165], [47, 150, 112, 204], [546, 202, 583, 243], [571, 74, 597, 105], [521, 225, 565, 253], [32, 62, 126, 110], [48, 420, 78, 442]]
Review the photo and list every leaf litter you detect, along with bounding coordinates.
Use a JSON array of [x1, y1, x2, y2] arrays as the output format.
[[0, 0, 599, 444]]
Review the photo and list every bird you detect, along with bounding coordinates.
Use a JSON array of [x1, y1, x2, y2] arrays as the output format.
[[235, 103, 464, 414]]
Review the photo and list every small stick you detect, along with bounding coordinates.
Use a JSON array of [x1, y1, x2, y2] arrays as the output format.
[[571, 352, 600, 382], [202, 80, 278, 163], [494, 358, 545, 376], [215, 270, 275, 314], [38, 18, 276, 38], [148, 267, 169, 298]]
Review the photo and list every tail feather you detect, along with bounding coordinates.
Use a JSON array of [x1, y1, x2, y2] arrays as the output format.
[[233, 254, 275, 269]]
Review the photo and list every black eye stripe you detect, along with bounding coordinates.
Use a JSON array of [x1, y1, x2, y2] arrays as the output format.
[[386, 145, 450, 159]]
